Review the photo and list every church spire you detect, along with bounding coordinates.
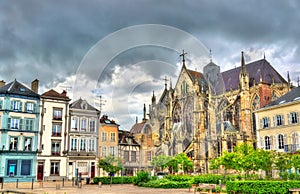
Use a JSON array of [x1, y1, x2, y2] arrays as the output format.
[[143, 103, 146, 121], [241, 51, 247, 76], [209, 49, 212, 63], [180, 50, 187, 68]]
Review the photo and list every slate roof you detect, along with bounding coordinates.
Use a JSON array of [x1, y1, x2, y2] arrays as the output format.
[[186, 69, 209, 93], [70, 98, 98, 111], [0, 79, 39, 98], [130, 121, 147, 134], [263, 86, 300, 108], [221, 59, 287, 92], [42, 89, 70, 101]]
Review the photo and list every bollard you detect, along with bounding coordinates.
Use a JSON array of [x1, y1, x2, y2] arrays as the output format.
[[56, 183, 60, 190], [62, 178, 64, 187], [98, 182, 102, 188], [31, 178, 34, 190], [16, 178, 19, 189]]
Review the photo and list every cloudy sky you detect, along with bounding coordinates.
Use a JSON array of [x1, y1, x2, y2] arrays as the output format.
[[1, 0, 299, 130]]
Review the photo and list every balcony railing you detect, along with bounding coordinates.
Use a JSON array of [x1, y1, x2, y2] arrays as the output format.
[[51, 152, 60, 156]]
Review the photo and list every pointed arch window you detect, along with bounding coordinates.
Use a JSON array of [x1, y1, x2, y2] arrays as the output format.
[[252, 95, 260, 110]]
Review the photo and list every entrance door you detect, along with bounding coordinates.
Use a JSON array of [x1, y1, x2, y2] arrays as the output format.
[[91, 162, 95, 178], [37, 162, 44, 181]]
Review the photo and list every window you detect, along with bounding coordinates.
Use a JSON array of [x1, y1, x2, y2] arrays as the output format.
[[292, 133, 299, 151], [265, 136, 271, 150], [24, 118, 34, 131], [276, 115, 283, 126], [71, 117, 78, 131], [78, 162, 88, 174], [147, 151, 152, 161], [0, 100, 3, 109], [81, 118, 87, 132], [11, 101, 22, 111], [7, 160, 18, 176], [80, 139, 86, 151], [89, 139, 95, 151], [278, 134, 284, 149], [26, 102, 35, 112], [51, 141, 60, 156], [124, 151, 129, 162], [131, 151, 136, 162], [52, 123, 62, 137], [110, 146, 115, 156], [53, 109, 62, 120], [21, 160, 31, 175], [9, 137, 18, 150], [262, 117, 269, 128], [102, 146, 107, 157], [110, 132, 116, 142], [71, 138, 77, 151], [89, 120, 95, 132], [290, 112, 298, 124], [8, 118, 22, 130], [50, 162, 59, 175], [24, 137, 32, 151], [102, 132, 108, 141]]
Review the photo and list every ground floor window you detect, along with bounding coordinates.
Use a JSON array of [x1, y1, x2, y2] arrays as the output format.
[[6, 159, 32, 176], [21, 160, 31, 175], [50, 161, 60, 175], [7, 160, 17, 176]]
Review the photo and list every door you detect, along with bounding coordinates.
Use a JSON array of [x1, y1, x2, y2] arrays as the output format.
[[91, 162, 95, 178], [37, 162, 44, 181]]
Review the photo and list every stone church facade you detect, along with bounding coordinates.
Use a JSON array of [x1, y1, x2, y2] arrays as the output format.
[[149, 51, 291, 173]]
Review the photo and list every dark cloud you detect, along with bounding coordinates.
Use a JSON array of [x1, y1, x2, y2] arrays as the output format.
[[1, 0, 300, 127]]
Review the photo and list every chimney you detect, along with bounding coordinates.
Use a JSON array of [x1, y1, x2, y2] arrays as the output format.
[[0, 80, 5, 88], [31, 79, 39, 94], [61, 90, 67, 97]]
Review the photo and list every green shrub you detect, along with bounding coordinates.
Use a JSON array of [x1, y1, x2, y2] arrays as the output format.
[[141, 179, 191, 188], [192, 174, 223, 184], [93, 176, 135, 184], [133, 171, 151, 185], [165, 174, 192, 182], [226, 180, 300, 194]]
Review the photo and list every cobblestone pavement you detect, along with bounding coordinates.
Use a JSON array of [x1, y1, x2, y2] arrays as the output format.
[[0, 182, 193, 194]]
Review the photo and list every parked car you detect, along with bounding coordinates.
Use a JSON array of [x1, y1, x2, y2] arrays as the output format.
[[156, 172, 168, 179]]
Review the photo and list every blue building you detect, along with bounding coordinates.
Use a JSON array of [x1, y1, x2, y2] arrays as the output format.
[[0, 79, 40, 182]]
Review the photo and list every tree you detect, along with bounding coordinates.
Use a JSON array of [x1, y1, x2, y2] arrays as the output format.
[[151, 154, 173, 171], [174, 153, 194, 173], [98, 155, 123, 186]]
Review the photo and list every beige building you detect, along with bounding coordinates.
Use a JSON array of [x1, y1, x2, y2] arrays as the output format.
[[130, 104, 155, 174], [98, 115, 119, 176], [255, 87, 300, 152], [37, 89, 70, 181]]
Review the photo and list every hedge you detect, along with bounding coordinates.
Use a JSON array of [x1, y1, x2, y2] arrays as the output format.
[[226, 181, 300, 194], [93, 176, 135, 184], [141, 179, 191, 189]]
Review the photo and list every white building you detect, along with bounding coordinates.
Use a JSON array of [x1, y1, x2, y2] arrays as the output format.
[[37, 89, 70, 181]]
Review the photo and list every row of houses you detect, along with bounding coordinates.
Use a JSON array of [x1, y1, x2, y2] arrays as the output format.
[[0, 79, 154, 182]]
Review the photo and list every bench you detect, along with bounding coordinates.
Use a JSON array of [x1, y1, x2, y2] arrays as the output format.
[[289, 188, 300, 194], [193, 183, 217, 194]]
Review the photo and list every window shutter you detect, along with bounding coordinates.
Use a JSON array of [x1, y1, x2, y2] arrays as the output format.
[[25, 102, 28, 111], [273, 116, 276, 127], [282, 115, 285, 125], [10, 101, 14, 110], [268, 117, 270, 127], [0, 100, 2, 109], [31, 119, 34, 131], [7, 118, 11, 129], [19, 118, 23, 130], [19, 102, 23, 111], [297, 112, 300, 123], [287, 114, 290, 125]]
